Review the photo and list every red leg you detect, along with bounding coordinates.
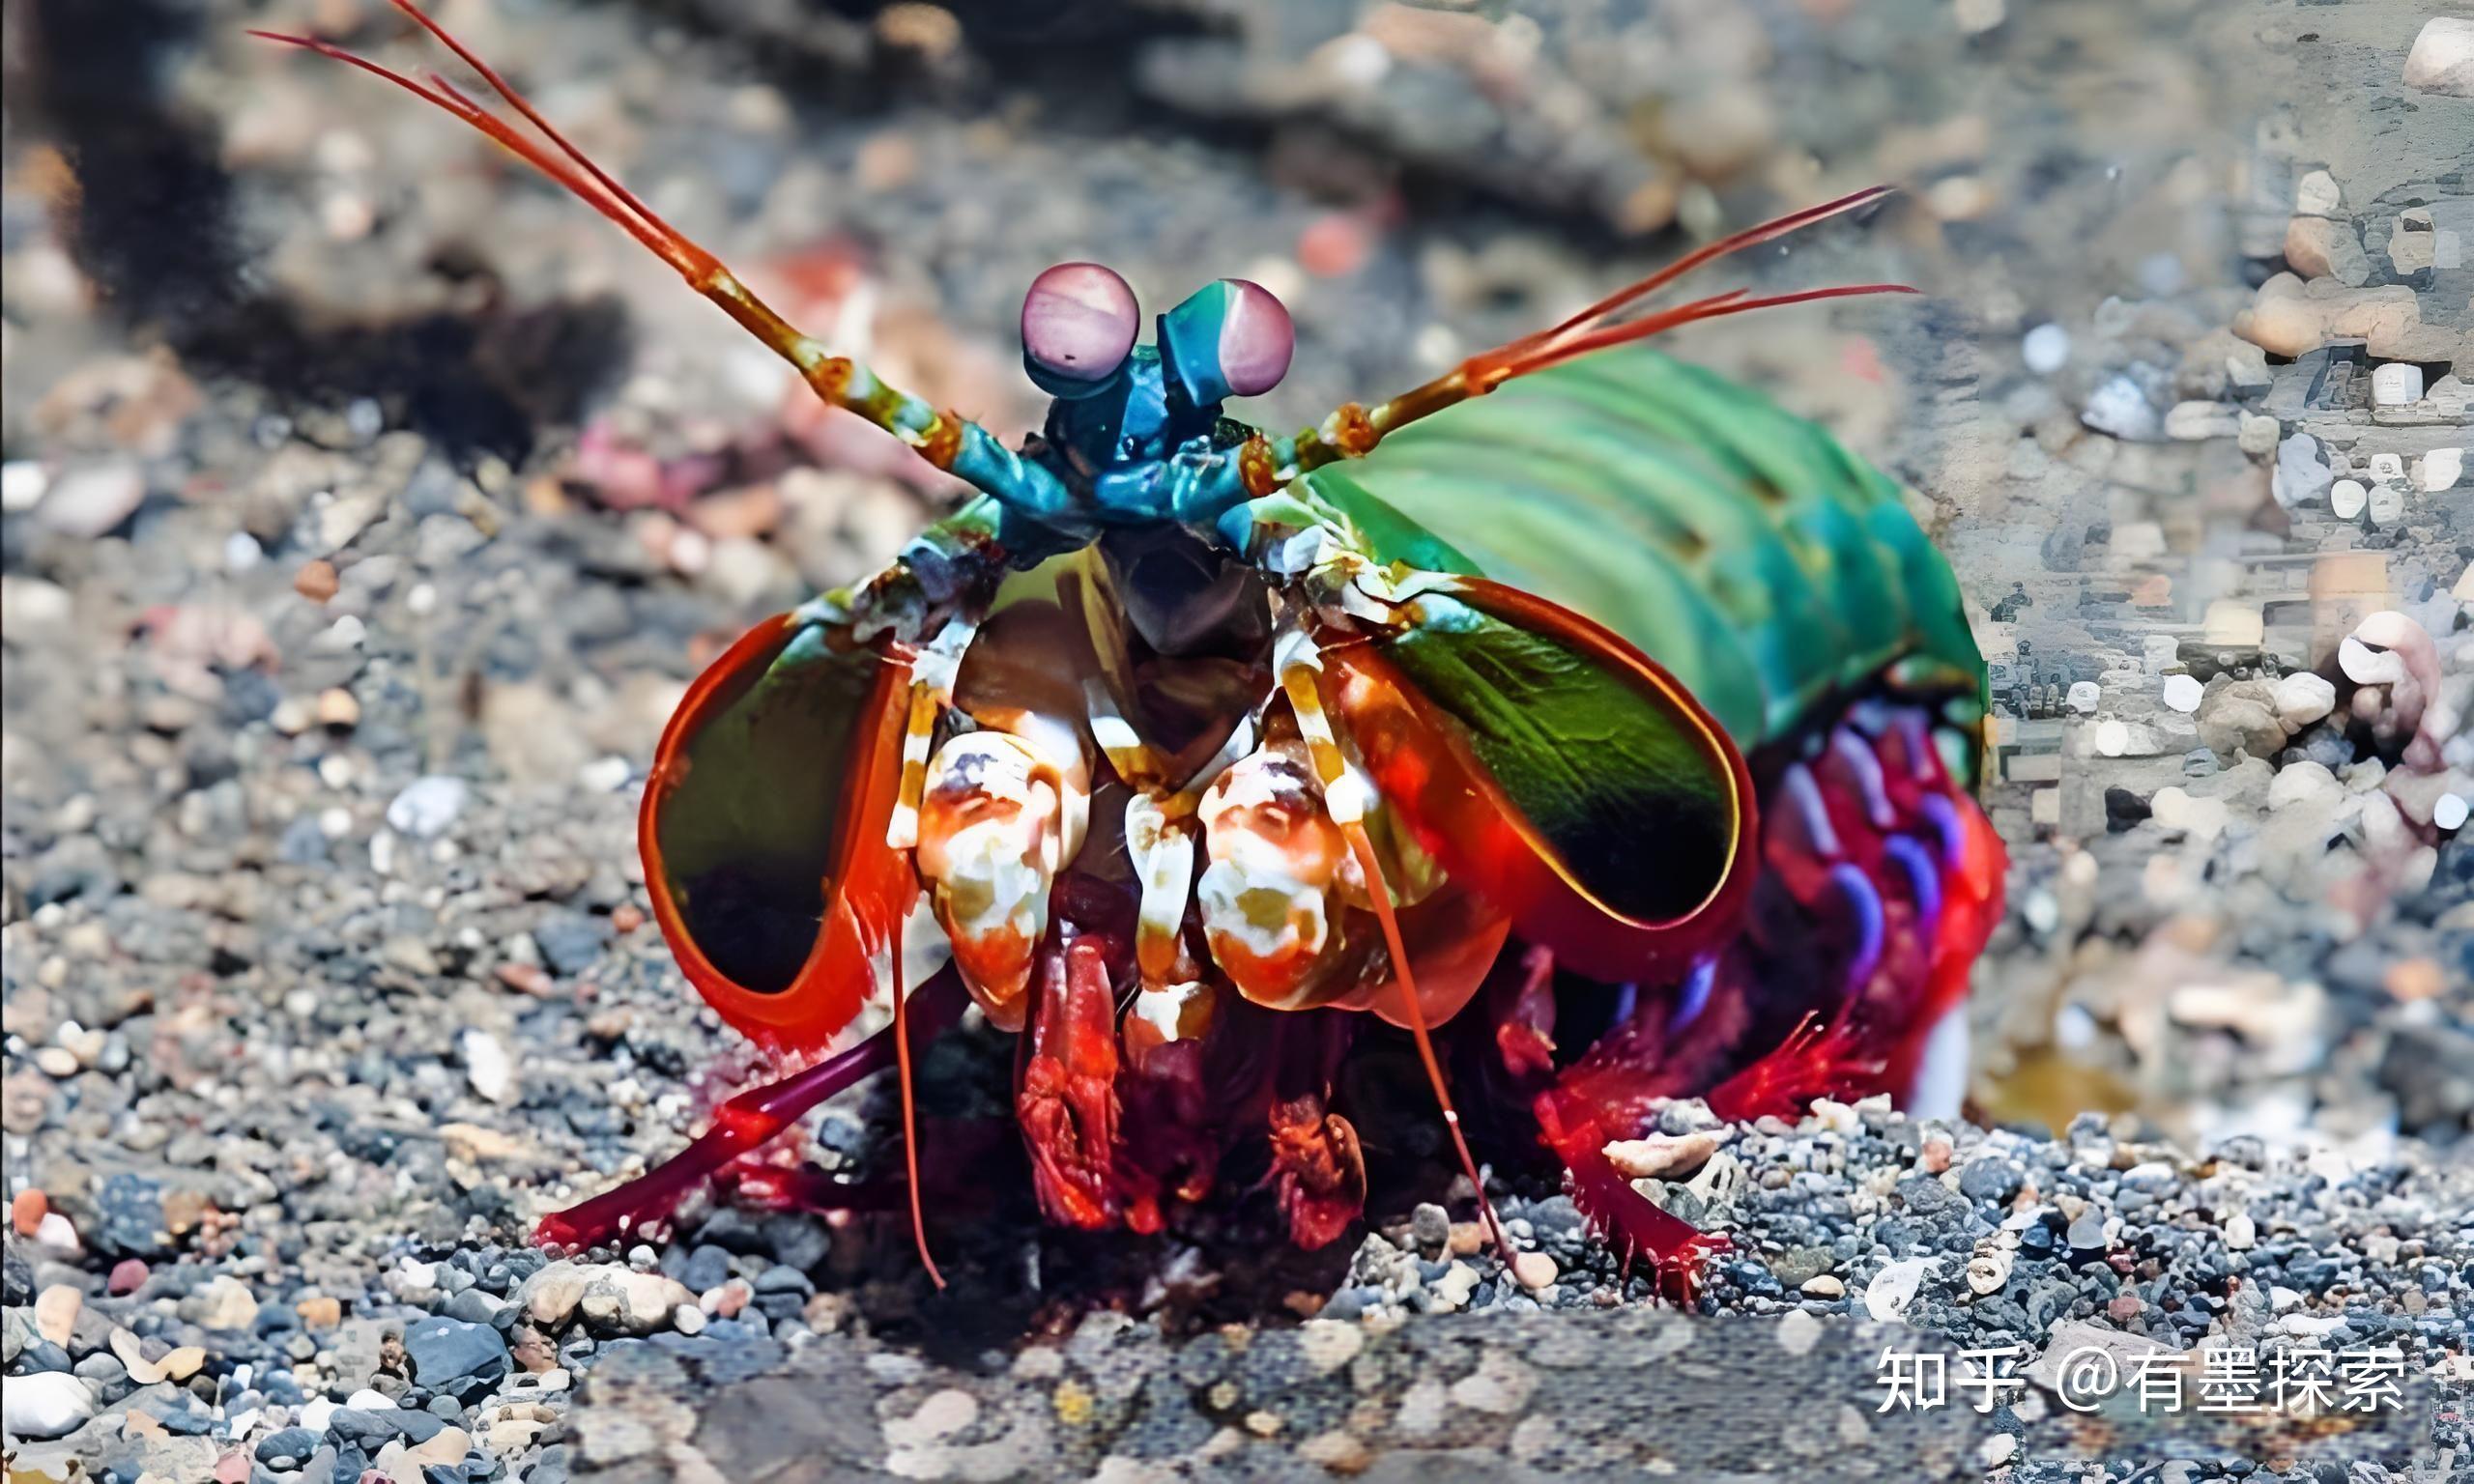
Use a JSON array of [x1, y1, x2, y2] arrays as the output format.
[[1018, 934, 1159, 1232], [534, 968, 967, 1250], [1118, 1035, 1222, 1213], [1534, 1086, 1727, 1304], [1494, 944, 1559, 1080], [1268, 1093, 1367, 1250]]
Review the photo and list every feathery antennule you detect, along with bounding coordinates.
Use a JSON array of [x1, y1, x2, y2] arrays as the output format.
[[1510, 184, 1898, 356], [1462, 183, 1913, 390], [255, 2, 1049, 497], [246, 26, 704, 279], [374, 0, 678, 238], [1284, 186, 1916, 474], [1486, 282, 1921, 387]]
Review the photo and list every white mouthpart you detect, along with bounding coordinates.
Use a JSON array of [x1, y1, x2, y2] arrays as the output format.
[[1132, 981, 1206, 1042], [1124, 794, 1196, 971]]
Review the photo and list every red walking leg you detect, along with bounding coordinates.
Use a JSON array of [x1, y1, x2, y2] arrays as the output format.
[[534, 968, 967, 1250]]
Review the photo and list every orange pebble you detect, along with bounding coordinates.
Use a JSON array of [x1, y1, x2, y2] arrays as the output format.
[[11, 1188, 46, 1237], [611, 903, 645, 935], [1298, 214, 1372, 278], [294, 559, 339, 603]]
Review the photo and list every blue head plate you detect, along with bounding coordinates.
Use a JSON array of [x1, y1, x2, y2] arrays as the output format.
[[1019, 265, 1296, 526]]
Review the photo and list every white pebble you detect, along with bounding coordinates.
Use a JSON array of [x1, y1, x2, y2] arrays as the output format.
[[2, 1373, 94, 1440], [2330, 479, 2368, 519], [2419, 447, 2463, 491], [0, 460, 48, 512], [2082, 375, 2159, 441], [461, 1029, 516, 1105], [2371, 362, 2424, 406], [2065, 681, 2101, 714], [1863, 1257, 1939, 1322], [386, 776, 470, 840], [578, 756, 634, 792], [2273, 671, 2336, 729], [2162, 674, 2204, 713], [1953, 0, 2003, 33], [2403, 17, 2474, 98], [2021, 324, 2070, 375], [224, 530, 265, 573], [2435, 794, 2468, 832], [2294, 169, 2343, 217]]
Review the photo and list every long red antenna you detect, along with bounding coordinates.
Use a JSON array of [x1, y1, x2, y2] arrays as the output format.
[[1341, 823, 1514, 1263]]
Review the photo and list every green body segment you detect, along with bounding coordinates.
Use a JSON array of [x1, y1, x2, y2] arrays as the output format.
[[1299, 345, 1987, 775]]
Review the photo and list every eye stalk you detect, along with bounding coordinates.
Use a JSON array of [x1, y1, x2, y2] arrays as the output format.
[[1159, 278, 1294, 408], [1021, 262, 1140, 398]]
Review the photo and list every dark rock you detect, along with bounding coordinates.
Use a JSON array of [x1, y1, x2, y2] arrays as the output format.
[[92, 1174, 169, 1259], [1958, 1159, 2024, 1204], [256, 1427, 321, 1466], [532, 912, 612, 977], [402, 1315, 508, 1387]]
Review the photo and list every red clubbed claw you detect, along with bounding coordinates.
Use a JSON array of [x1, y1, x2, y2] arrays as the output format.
[[1640, 1227, 1732, 1307]]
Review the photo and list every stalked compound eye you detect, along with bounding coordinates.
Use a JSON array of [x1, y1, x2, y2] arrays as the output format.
[[1021, 262, 1139, 397], [1159, 278, 1295, 407], [1215, 280, 1295, 397]]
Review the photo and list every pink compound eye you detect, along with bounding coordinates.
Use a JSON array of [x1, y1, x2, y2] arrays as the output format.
[[1021, 262, 1139, 384], [1217, 279, 1295, 398]]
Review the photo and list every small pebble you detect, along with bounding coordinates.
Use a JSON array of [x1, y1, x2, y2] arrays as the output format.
[[1511, 1252, 1558, 1290]]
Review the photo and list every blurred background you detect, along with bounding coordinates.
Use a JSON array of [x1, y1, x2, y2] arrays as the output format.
[[0, 0, 2468, 1470]]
